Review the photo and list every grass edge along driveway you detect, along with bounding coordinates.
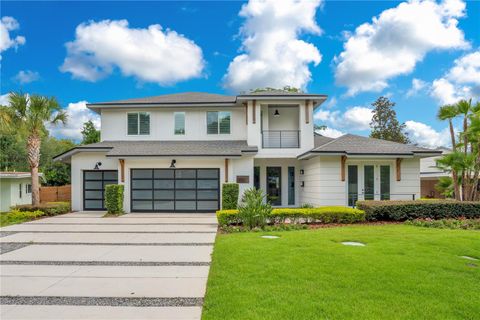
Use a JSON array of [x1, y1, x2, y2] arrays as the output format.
[[202, 225, 480, 320]]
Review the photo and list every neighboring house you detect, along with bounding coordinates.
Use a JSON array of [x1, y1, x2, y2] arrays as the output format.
[[0, 172, 42, 211], [420, 148, 450, 198], [54, 92, 441, 212]]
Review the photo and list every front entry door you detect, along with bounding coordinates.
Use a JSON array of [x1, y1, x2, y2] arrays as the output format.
[[364, 165, 375, 200], [266, 167, 281, 205]]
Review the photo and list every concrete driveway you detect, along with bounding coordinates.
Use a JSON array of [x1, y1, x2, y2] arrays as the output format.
[[0, 211, 217, 319]]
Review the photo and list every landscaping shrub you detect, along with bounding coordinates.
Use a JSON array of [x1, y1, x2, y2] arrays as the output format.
[[405, 218, 480, 230], [222, 183, 239, 209], [105, 184, 124, 214], [357, 200, 480, 221], [238, 188, 272, 229], [0, 210, 47, 227], [216, 206, 365, 228], [14, 201, 71, 216]]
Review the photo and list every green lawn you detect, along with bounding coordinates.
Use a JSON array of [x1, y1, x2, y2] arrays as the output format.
[[202, 225, 480, 320]]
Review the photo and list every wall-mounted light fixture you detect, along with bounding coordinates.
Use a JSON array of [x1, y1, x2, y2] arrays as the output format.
[[94, 162, 102, 170], [301, 181, 305, 187], [300, 169, 305, 175], [170, 159, 176, 168], [274, 109, 280, 117]]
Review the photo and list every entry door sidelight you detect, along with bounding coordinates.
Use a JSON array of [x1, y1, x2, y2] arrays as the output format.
[[380, 165, 391, 200], [266, 167, 282, 206], [348, 165, 358, 206], [288, 167, 295, 205], [364, 165, 375, 200]]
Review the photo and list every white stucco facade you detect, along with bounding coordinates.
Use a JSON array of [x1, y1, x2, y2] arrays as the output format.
[[0, 176, 35, 212]]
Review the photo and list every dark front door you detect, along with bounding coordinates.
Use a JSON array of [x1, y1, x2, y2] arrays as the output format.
[[348, 165, 358, 207], [83, 170, 118, 210], [130, 168, 219, 212], [266, 167, 282, 206], [288, 167, 295, 205]]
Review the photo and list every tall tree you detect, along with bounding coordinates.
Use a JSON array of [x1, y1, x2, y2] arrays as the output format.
[[369, 97, 410, 144], [0, 92, 67, 205], [81, 120, 100, 144]]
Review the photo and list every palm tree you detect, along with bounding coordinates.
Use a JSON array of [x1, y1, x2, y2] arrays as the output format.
[[437, 104, 460, 200], [1, 92, 67, 205]]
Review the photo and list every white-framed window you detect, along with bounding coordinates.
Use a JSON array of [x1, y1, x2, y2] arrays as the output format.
[[26, 184, 32, 194], [19, 183, 22, 199], [174, 112, 185, 135], [127, 112, 150, 135], [207, 111, 231, 134]]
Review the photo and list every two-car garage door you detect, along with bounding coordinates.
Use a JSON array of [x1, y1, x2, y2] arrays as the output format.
[[131, 169, 220, 212]]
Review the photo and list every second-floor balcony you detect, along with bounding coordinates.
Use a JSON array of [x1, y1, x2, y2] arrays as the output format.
[[262, 130, 300, 148]]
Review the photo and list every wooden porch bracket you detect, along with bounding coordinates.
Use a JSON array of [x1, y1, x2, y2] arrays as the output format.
[[396, 158, 402, 181], [341, 155, 347, 181], [119, 159, 125, 183], [225, 158, 229, 182], [305, 100, 310, 124], [252, 100, 256, 124]]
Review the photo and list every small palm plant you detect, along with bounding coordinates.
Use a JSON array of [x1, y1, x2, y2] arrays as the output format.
[[238, 188, 272, 229], [0, 92, 67, 205]]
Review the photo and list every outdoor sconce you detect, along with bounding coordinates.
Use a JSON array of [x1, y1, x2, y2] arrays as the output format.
[[170, 159, 176, 168], [301, 181, 305, 187], [94, 162, 102, 170], [300, 169, 304, 175], [274, 109, 280, 117]]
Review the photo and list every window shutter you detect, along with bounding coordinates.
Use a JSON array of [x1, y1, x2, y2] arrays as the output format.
[[127, 113, 139, 135], [219, 111, 231, 134], [207, 111, 218, 134], [139, 112, 150, 135], [174, 112, 185, 135]]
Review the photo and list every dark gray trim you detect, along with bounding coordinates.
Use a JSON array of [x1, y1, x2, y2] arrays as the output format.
[[107, 153, 243, 157], [53, 147, 112, 160], [0, 296, 203, 307]]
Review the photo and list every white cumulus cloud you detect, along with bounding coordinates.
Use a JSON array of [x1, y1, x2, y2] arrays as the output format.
[[334, 0, 469, 96], [407, 78, 428, 97], [0, 16, 26, 58], [13, 70, 40, 84], [48, 101, 100, 141], [0, 93, 10, 106], [405, 120, 450, 148], [60, 19, 204, 85], [430, 50, 480, 104], [314, 106, 373, 131], [316, 127, 344, 139], [223, 0, 323, 92]]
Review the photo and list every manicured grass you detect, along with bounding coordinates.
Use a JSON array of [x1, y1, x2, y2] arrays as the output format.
[[202, 225, 480, 320]]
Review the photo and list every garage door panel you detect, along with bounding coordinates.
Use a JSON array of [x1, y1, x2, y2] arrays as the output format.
[[131, 168, 219, 212], [83, 170, 118, 210]]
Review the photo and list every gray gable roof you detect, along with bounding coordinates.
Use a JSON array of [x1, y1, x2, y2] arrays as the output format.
[[88, 92, 237, 106], [314, 133, 335, 148], [300, 134, 441, 158], [54, 140, 257, 161]]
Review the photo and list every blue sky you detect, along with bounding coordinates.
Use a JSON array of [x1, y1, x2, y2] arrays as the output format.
[[1, 0, 479, 146]]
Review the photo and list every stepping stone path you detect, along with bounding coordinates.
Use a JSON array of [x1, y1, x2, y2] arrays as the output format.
[[261, 235, 280, 239], [460, 255, 479, 261], [341, 241, 366, 247], [0, 211, 218, 319]]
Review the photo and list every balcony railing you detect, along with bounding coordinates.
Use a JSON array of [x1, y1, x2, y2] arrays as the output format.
[[262, 130, 300, 148]]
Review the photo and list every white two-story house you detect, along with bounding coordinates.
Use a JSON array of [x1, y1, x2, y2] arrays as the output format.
[[54, 92, 441, 213]]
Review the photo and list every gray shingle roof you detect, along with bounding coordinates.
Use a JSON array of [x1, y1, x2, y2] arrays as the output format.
[[307, 134, 438, 155], [54, 140, 257, 161], [89, 92, 237, 106], [314, 133, 335, 148]]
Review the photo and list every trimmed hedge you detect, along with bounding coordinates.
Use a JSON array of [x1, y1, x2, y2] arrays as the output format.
[[105, 184, 124, 214], [357, 200, 480, 221], [222, 183, 239, 209], [217, 206, 365, 227], [0, 210, 46, 227], [14, 202, 71, 216]]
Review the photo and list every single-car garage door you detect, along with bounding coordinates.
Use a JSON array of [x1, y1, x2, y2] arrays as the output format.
[[131, 169, 219, 212], [83, 170, 118, 210]]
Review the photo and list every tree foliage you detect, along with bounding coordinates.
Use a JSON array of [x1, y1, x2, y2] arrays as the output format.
[[436, 98, 480, 201], [370, 97, 410, 144], [249, 86, 302, 94], [81, 120, 100, 144]]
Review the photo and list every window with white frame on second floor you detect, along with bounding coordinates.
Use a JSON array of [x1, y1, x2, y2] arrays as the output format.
[[207, 111, 231, 134], [174, 112, 185, 135], [127, 112, 150, 135]]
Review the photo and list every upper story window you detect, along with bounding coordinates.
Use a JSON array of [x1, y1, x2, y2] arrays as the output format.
[[127, 112, 150, 135], [207, 111, 231, 134], [174, 112, 185, 135]]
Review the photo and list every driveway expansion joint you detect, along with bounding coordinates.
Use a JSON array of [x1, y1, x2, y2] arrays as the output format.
[[0, 296, 204, 307], [0, 243, 31, 254]]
